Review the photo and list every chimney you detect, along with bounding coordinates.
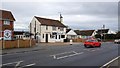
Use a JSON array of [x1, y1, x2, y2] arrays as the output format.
[[60, 13, 63, 23]]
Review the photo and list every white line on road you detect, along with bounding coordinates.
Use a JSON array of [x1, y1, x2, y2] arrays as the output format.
[[100, 56, 120, 68], [0, 60, 23, 66], [15, 61, 23, 67], [25, 63, 36, 66], [21, 63, 36, 68], [56, 52, 84, 60], [50, 51, 75, 56], [91, 50, 96, 51]]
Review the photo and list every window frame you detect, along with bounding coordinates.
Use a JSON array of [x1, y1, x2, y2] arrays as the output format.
[[4, 20, 10, 25]]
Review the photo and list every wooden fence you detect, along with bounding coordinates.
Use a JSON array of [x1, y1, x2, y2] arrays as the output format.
[[72, 38, 86, 42], [0, 39, 36, 49]]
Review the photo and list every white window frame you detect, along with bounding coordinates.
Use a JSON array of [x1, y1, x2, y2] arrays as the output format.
[[4, 20, 10, 25]]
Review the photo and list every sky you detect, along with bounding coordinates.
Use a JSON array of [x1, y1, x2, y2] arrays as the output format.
[[1, 0, 119, 32]]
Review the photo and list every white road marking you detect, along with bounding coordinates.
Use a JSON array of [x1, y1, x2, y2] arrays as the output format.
[[25, 63, 35, 66], [50, 51, 75, 56], [91, 50, 96, 51], [21, 63, 36, 67], [50, 51, 84, 60], [100, 56, 120, 68], [56, 52, 84, 60], [15, 61, 23, 67], [0, 61, 23, 66]]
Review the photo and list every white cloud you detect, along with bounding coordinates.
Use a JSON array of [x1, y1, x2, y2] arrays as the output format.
[[2, 0, 119, 2], [2, 2, 118, 31]]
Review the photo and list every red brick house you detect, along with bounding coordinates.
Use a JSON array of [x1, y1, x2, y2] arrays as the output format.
[[0, 10, 15, 40]]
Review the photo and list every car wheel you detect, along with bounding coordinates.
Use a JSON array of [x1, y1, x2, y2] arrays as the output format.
[[84, 45, 88, 48], [84, 45, 87, 48], [84, 45, 90, 48], [99, 45, 101, 47]]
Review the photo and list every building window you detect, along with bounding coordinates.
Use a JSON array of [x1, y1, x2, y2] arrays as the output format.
[[59, 35, 60, 39], [52, 26, 56, 31], [4, 20, 10, 25], [46, 26, 48, 30], [60, 28, 64, 31], [61, 35, 65, 38], [55, 35, 57, 39], [43, 34, 44, 38]]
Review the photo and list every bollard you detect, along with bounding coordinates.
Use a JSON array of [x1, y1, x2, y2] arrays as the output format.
[[70, 39, 73, 45]]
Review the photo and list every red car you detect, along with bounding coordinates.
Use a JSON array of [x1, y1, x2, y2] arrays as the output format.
[[84, 39, 101, 48]]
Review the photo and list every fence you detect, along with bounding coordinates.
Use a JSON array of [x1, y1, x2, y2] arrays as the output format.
[[72, 38, 86, 42], [0, 39, 36, 49]]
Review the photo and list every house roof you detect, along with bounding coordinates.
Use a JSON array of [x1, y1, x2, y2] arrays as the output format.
[[74, 30, 81, 35], [74, 30, 95, 36], [0, 10, 15, 21], [96, 29, 109, 34], [35, 16, 66, 27], [66, 29, 71, 33], [116, 31, 120, 38]]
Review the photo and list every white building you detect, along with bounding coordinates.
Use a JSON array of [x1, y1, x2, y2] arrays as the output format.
[[66, 29, 78, 39], [29, 16, 66, 43]]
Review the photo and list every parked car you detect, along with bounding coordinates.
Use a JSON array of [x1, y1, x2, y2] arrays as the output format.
[[114, 39, 120, 44], [84, 39, 101, 48]]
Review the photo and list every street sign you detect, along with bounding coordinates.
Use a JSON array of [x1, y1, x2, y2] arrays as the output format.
[[4, 30, 12, 40]]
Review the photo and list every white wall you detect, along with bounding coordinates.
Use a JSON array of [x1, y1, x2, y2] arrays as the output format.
[[30, 16, 66, 43]]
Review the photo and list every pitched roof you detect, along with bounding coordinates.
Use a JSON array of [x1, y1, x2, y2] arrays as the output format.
[[74, 30, 95, 36], [66, 29, 71, 33], [96, 29, 109, 34], [74, 30, 81, 35], [0, 10, 15, 21], [35, 16, 66, 27]]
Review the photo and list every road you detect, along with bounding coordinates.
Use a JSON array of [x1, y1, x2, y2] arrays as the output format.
[[1, 42, 119, 68]]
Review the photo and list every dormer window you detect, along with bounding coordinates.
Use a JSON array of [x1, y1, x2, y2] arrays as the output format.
[[4, 20, 10, 25]]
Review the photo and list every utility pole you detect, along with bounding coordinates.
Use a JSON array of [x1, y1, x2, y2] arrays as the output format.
[[101, 28, 102, 42], [29, 23, 31, 39], [103, 24, 105, 42]]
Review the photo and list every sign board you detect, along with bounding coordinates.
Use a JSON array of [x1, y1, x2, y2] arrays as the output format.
[[4, 30, 12, 40]]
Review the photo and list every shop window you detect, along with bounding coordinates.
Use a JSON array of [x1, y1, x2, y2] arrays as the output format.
[[59, 35, 60, 39], [61, 35, 65, 38]]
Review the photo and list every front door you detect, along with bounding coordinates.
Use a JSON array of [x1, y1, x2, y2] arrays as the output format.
[[45, 34, 48, 43]]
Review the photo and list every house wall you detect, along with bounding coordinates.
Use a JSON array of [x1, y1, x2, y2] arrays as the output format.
[[0, 20, 2, 38], [0, 20, 14, 39], [40, 25, 66, 42], [66, 30, 78, 39], [30, 17, 66, 43]]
